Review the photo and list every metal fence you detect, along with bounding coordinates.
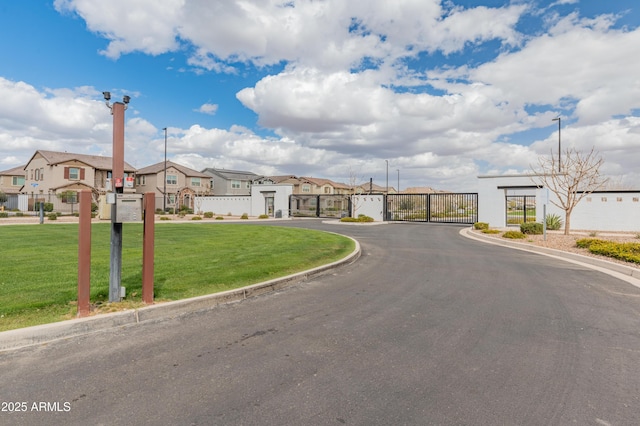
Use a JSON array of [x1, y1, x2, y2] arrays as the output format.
[[505, 195, 536, 225], [290, 194, 351, 218], [386, 193, 478, 224]]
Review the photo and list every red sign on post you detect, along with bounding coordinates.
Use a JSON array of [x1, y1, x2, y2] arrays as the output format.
[[125, 177, 134, 188], [115, 177, 123, 188]]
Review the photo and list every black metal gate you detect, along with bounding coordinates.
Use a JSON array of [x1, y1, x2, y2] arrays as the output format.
[[386, 193, 478, 224], [289, 194, 351, 218], [505, 195, 536, 225]]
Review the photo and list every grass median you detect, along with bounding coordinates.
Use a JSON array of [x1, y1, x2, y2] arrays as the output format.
[[0, 223, 355, 332]]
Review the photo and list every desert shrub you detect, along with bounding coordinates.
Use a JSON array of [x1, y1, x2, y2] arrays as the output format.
[[545, 213, 563, 231], [0, 212, 8, 218], [47, 213, 58, 220], [576, 239, 640, 264], [474, 222, 489, 230], [502, 230, 526, 239], [191, 216, 202, 220], [160, 216, 171, 221], [215, 216, 224, 220], [340, 215, 374, 223], [481, 229, 501, 234], [203, 211, 214, 218], [43, 203, 54, 212], [520, 222, 543, 235], [241, 213, 249, 219], [258, 214, 269, 219]]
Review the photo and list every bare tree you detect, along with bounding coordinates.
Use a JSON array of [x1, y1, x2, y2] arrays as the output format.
[[531, 147, 609, 235], [347, 165, 364, 217]]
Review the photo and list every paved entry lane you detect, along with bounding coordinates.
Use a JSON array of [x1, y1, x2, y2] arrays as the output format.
[[2, 221, 640, 425]]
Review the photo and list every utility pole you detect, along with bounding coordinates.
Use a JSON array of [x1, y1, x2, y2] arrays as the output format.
[[104, 92, 130, 302]]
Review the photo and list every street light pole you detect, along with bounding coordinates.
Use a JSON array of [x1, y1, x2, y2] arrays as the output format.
[[397, 169, 400, 194], [385, 160, 389, 194], [552, 117, 561, 172], [163, 127, 167, 212]]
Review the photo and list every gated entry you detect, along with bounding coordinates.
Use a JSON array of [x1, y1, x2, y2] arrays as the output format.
[[289, 194, 351, 218], [505, 195, 536, 225], [386, 193, 478, 224]]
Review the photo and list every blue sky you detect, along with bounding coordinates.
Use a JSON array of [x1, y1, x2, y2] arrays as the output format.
[[1, 0, 639, 191]]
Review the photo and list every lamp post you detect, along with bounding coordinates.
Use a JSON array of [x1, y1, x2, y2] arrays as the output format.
[[397, 169, 400, 194], [163, 127, 167, 212], [385, 160, 389, 194], [552, 117, 561, 172]]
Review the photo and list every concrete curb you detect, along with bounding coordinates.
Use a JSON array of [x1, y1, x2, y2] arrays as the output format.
[[461, 227, 640, 288], [0, 236, 361, 352]]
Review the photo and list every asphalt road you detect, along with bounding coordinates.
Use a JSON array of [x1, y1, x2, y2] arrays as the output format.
[[2, 221, 640, 426]]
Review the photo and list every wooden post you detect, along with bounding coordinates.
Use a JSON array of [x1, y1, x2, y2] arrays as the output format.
[[142, 192, 155, 304], [77, 190, 92, 317]]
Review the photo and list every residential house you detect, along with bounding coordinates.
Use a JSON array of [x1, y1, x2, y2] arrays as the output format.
[[0, 165, 26, 210], [254, 175, 304, 193], [355, 181, 396, 194], [22, 150, 136, 212], [202, 168, 261, 196], [136, 160, 212, 211], [299, 177, 351, 195]]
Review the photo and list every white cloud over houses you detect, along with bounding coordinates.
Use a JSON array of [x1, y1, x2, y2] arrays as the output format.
[[0, 1, 638, 192]]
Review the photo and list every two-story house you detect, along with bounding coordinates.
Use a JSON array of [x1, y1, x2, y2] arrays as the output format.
[[0, 165, 26, 210], [136, 160, 212, 212], [202, 168, 261, 196], [22, 150, 136, 212]]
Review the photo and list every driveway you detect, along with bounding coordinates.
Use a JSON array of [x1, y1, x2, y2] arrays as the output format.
[[2, 221, 640, 425]]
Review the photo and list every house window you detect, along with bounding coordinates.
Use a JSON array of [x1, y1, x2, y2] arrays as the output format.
[[12, 176, 25, 186], [167, 194, 176, 204], [231, 180, 241, 189], [191, 177, 201, 187], [246, 181, 251, 189], [302, 184, 311, 193], [40, 168, 44, 181], [34, 168, 40, 181], [167, 174, 177, 185], [61, 191, 77, 204], [324, 186, 332, 194], [69, 167, 80, 180], [137, 175, 146, 185]]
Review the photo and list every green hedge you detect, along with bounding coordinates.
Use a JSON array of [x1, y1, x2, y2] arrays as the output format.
[[576, 239, 640, 264], [520, 222, 543, 235]]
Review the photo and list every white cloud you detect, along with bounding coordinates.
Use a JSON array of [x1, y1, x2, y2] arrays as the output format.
[[195, 103, 218, 115]]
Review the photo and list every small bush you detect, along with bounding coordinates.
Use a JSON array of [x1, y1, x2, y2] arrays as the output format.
[[340, 215, 374, 223], [473, 222, 489, 230], [160, 216, 171, 221], [545, 213, 563, 231], [43, 203, 54, 212], [203, 211, 214, 218], [0, 212, 8, 218], [481, 229, 501, 234], [47, 213, 58, 221], [16, 212, 24, 217], [215, 216, 224, 220], [241, 213, 249, 219], [577, 239, 640, 264], [520, 222, 543, 235], [258, 214, 269, 219], [191, 216, 202, 221], [502, 230, 526, 239]]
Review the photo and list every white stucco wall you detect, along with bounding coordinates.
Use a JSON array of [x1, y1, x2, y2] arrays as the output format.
[[352, 195, 385, 221], [478, 174, 640, 232], [195, 184, 293, 218]]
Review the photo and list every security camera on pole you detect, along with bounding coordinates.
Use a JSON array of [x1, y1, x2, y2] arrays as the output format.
[[103, 91, 129, 302]]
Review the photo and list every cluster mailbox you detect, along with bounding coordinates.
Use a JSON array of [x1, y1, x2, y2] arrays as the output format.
[[115, 193, 144, 223]]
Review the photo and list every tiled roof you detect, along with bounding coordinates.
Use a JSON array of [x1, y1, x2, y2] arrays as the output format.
[[137, 161, 210, 178], [202, 168, 261, 181], [32, 150, 136, 171], [0, 165, 26, 175]]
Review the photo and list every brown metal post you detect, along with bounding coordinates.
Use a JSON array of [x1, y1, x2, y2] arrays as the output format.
[[77, 190, 91, 317], [142, 192, 155, 304], [112, 102, 125, 187]]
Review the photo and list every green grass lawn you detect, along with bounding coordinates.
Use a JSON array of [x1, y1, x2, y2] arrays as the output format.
[[0, 223, 354, 331]]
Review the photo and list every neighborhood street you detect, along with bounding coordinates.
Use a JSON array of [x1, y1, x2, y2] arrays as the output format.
[[2, 220, 640, 425]]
